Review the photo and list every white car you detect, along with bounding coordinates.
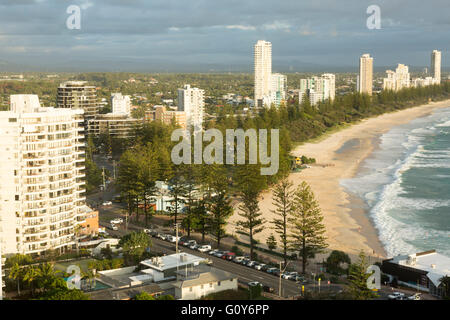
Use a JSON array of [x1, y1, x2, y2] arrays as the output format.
[[110, 218, 123, 224], [254, 263, 266, 270], [108, 224, 118, 231], [198, 245, 212, 253], [388, 292, 406, 300], [102, 201, 112, 206]]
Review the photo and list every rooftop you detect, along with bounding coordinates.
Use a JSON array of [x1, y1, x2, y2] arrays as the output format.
[[173, 267, 237, 289], [140, 252, 207, 271]]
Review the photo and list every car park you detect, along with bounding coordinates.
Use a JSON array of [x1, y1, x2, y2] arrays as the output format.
[[198, 245, 212, 252]]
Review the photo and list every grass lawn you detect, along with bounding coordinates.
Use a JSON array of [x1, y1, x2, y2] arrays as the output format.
[[54, 258, 97, 274]]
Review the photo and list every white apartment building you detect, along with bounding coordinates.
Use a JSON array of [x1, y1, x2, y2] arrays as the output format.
[[271, 73, 287, 107], [254, 40, 273, 108], [359, 54, 373, 95], [111, 93, 131, 115], [412, 77, 439, 88], [0, 95, 88, 256], [383, 64, 411, 92], [178, 84, 204, 131], [431, 50, 442, 84], [299, 74, 336, 106]]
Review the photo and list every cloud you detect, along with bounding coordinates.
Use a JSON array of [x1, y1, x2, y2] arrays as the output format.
[[225, 25, 256, 31]]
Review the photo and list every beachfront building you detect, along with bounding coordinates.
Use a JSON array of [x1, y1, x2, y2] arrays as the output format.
[[0, 95, 88, 256], [57, 81, 99, 122], [381, 250, 450, 298], [145, 105, 187, 129], [173, 266, 238, 300], [111, 93, 131, 116], [431, 50, 442, 84], [358, 54, 373, 95], [383, 64, 411, 92], [271, 73, 287, 107], [299, 74, 336, 106], [177, 85, 204, 132], [254, 40, 273, 108]]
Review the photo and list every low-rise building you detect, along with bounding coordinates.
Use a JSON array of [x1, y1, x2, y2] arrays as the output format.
[[79, 206, 99, 236], [173, 266, 238, 300], [381, 250, 450, 298]]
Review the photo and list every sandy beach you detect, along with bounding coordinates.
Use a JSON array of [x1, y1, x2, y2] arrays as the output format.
[[227, 99, 450, 260]]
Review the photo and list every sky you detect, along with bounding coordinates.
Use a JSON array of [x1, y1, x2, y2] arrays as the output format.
[[0, 0, 449, 72]]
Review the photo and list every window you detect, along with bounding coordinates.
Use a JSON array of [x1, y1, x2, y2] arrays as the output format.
[[15, 195, 19, 201], [209, 283, 213, 288], [189, 287, 193, 292], [9, 118, 17, 122], [201, 285, 204, 289], [218, 281, 221, 286]]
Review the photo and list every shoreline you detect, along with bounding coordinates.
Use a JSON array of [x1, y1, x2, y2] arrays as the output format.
[[228, 98, 450, 261]]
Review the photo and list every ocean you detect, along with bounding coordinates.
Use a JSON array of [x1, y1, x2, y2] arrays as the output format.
[[341, 106, 450, 258]]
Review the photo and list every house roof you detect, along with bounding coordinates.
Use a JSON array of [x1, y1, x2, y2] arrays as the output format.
[[140, 253, 206, 271], [389, 250, 450, 286], [173, 267, 237, 289]]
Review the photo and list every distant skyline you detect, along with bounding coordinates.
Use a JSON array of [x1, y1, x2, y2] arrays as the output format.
[[0, 0, 449, 72]]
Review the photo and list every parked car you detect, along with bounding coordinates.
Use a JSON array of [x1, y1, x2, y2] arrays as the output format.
[[248, 281, 262, 287], [184, 240, 197, 247], [208, 249, 219, 256], [102, 201, 112, 206], [167, 235, 181, 243], [214, 251, 225, 258], [246, 261, 257, 268], [241, 258, 251, 266], [223, 252, 236, 260], [281, 272, 291, 279], [388, 292, 406, 300], [108, 223, 118, 231], [157, 233, 167, 240], [198, 245, 212, 252], [254, 263, 267, 271], [232, 256, 246, 263], [260, 265, 271, 272], [292, 275, 307, 283], [266, 267, 278, 274], [190, 244, 200, 250], [110, 218, 123, 224]]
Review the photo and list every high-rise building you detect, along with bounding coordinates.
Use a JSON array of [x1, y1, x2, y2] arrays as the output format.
[[359, 54, 373, 95], [299, 74, 335, 106], [178, 84, 204, 131], [383, 64, 411, 91], [431, 50, 442, 84], [57, 81, 99, 122], [111, 93, 131, 115], [271, 73, 287, 107], [0, 95, 88, 256], [254, 40, 273, 108]]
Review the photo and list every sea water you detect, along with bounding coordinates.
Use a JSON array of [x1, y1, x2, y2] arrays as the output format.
[[341, 106, 450, 257]]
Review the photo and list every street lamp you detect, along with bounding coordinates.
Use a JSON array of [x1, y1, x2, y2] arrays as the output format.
[[279, 261, 292, 298]]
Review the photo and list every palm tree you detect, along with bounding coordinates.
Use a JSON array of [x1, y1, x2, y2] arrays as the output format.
[[23, 266, 40, 296], [37, 263, 61, 293], [8, 263, 24, 296]]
